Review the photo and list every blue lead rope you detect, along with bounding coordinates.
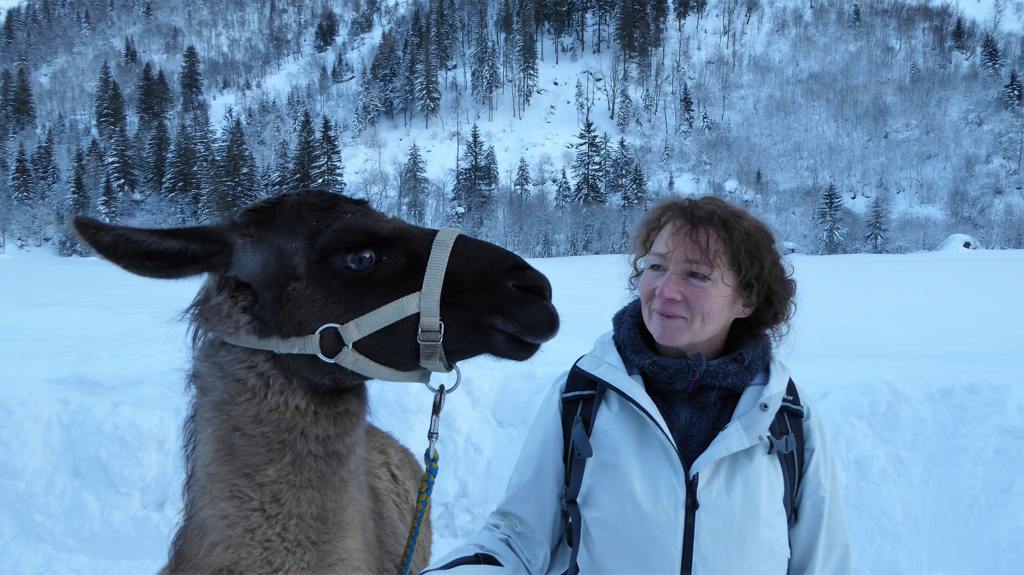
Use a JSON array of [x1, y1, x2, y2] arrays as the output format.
[[397, 447, 439, 575], [397, 384, 447, 575]]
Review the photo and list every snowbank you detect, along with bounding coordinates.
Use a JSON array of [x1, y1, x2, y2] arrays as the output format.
[[1, 249, 1022, 573]]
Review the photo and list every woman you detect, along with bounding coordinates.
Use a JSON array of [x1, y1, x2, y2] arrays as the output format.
[[424, 197, 851, 574]]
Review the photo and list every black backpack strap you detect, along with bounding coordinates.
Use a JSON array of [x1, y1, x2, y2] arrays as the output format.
[[768, 378, 806, 527], [560, 361, 606, 575]]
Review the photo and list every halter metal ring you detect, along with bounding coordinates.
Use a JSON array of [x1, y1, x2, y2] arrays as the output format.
[[424, 364, 461, 394], [314, 323, 344, 363]]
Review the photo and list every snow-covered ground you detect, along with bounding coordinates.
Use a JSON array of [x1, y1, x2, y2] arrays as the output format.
[[1, 247, 1022, 573]]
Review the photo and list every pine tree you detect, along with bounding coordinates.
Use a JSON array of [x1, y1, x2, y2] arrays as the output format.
[[484, 146, 499, 200], [331, 50, 353, 83], [571, 117, 606, 205], [98, 174, 118, 223], [106, 122, 136, 203], [417, 21, 441, 127], [453, 124, 492, 232], [31, 130, 59, 205], [369, 32, 401, 119], [513, 156, 531, 199], [607, 136, 633, 200], [680, 82, 695, 131], [354, 69, 382, 134], [313, 116, 344, 194], [104, 79, 127, 137], [153, 69, 172, 121], [270, 139, 290, 196], [864, 195, 889, 254], [86, 138, 104, 194], [514, 1, 538, 115], [180, 45, 205, 115], [94, 61, 112, 129], [0, 69, 12, 137], [816, 182, 846, 255], [10, 66, 35, 133], [849, 4, 861, 26], [144, 118, 170, 197], [68, 148, 90, 218], [981, 32, 1002, 77], [165, 120, 200, 222], [498, 0, 514, 80], [624, 161, 648, 210], [431, 0, 455, 82], [399, 143, 429, 224], [190, 111, 217, 218], [399, 38, 418, 125], [555, 167, 572, 208], [1004, 69, 1022, 108], [471, 8, 500, 113], [122, 35, 138, 65], [137, 62, 171, 128], [11, 144, 33, 209], [575, 78, 588, 121], [212, 114, 259, 218], [313, 8, 339, 53], [290, 109, 318, 193], [136, 62, 156, 127], [616, 85, 633, 132]]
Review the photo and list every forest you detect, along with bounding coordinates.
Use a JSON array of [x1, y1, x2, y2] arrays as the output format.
[[0, 0, 1022, 257]]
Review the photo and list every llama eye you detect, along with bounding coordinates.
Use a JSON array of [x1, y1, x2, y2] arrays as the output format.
[[339, 249, 377, 273]]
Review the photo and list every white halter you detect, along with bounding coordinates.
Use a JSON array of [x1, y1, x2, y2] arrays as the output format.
[[221, 228, 461, 385]]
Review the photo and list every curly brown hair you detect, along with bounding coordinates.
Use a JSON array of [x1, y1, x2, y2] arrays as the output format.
[[628, 196, 796, 345]]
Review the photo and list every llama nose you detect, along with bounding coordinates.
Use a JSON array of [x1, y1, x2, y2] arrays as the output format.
[[508, 267, 552, 301]]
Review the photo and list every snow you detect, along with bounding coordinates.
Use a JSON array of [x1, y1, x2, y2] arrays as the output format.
[[937, 233, 982, 251], [2, 248, 1023, 573]]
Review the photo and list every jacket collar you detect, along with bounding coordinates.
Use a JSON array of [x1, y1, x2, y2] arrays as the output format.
[[578, 332, 792, 477]]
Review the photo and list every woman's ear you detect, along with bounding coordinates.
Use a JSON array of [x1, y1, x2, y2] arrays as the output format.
[[74, 217, 232, 279]]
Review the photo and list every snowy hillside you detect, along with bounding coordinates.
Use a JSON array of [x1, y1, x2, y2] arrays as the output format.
[[2, 0, 1024, 260], [1, 247, 1022, 573]]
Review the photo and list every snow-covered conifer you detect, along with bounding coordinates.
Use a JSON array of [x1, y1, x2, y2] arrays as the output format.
[[399, 143, 428, 224], [98, 174, 117, 223], [290, 109, 318, 193], [179, 45, 205, 115], [816, 182, 847, 255], [313, 116, 344, 194], [981, 32, 1002, 77], [864, 195, 889, 254], [514, 156, 531, 200]]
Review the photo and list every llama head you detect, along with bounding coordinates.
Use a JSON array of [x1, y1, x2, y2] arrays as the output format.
[[74, 190, 559, 389]]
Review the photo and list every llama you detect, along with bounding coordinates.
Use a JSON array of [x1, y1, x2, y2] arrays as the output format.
[[73, 191, 559, 574]]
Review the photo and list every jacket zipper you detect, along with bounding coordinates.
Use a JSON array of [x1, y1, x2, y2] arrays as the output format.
[[602, 384, 695, 575], [681, 472, 699, 575]]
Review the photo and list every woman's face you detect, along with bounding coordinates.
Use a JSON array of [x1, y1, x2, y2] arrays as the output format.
[[638, 223, 753, 360]]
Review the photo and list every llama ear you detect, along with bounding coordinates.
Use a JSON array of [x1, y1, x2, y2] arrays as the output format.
[[73, 217, 232, 279]]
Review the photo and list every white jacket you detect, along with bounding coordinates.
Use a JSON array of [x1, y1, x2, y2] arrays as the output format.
[[424, 332, 852, 574]]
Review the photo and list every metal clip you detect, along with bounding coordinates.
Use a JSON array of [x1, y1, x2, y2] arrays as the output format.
[[426, 384, 446, 463]]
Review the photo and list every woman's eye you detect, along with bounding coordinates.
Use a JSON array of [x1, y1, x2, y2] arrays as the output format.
[[688, 271, 711, 282], [647, 263, 667, 273], [340, 249, 378, 273]]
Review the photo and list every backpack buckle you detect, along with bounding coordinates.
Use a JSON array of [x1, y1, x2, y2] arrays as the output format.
[[768, 433, 796, 455]]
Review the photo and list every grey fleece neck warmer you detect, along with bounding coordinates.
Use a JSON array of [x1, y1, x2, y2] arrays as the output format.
[[611, 298, 772, 470]]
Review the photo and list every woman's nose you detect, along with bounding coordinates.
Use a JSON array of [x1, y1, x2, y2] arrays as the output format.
[[654, 272, 685, 300]]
